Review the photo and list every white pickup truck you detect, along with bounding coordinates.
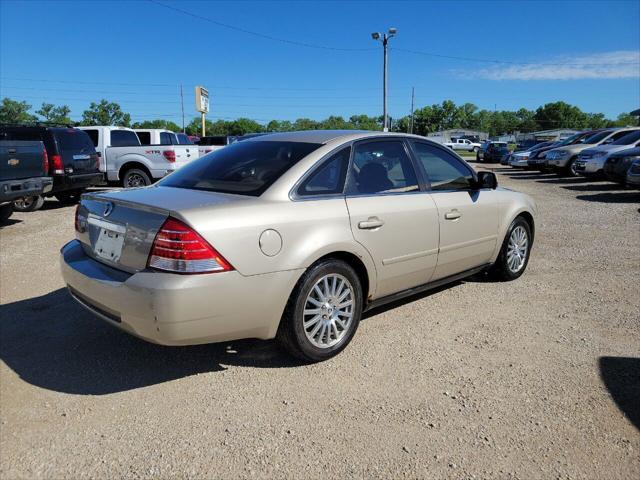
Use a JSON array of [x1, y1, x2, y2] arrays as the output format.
[[79, 126, 197, 187], [443, 138, 482, 152]]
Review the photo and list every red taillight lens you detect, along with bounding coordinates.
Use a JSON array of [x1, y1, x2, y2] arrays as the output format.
[[50, 154, 64, 174], [42, 148, 49, 174], [162, 150, 176, 162], [148, 217, 233, 274], [74, 205, 80, 232]]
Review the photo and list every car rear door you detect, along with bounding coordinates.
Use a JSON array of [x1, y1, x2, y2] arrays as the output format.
[[410, 141, 499, 280], [345, 139, 440, 298], [53, 128, 99, 174]]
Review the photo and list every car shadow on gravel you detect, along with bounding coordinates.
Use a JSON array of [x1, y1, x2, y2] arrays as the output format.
[[562, 182, 625, 192], [0, 289, 304, 396], [599, 357, 640, 430], [576, 191, 640, 203]]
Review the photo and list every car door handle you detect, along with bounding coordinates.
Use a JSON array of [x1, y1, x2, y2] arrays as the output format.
[[358, 217, 384, 230], [444, 210, 462, 220]]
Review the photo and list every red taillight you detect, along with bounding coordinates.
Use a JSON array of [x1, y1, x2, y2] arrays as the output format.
[[148, 217, 233, 274], [163, 150, 176, 162], [50, 154, 64, 175], [42, 148, 49, 174], [74, 205, 80, 232]]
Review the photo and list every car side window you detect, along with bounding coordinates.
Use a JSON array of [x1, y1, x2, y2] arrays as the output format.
[[159, 132, 172, 145], [347, 141, 418, 195], [297, 147, 350, 197], [84, 129, 99, 147], [411, 142, 474, 191], [137, 132, 151, 145]]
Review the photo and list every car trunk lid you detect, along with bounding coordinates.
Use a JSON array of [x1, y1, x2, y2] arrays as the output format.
[[76, 186, 252, 273]]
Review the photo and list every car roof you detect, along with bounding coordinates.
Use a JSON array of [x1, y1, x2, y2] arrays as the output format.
[[242, 130, 427, 144]]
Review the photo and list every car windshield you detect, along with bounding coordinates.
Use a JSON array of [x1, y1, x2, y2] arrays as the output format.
[[557, 133, 584, 146], [611, 130, 640, 145], [159, 140, 322, 196], [583, 130, 613, 144]]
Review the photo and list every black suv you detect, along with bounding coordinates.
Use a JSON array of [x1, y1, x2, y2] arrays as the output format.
[[0, 126, 103, 209]]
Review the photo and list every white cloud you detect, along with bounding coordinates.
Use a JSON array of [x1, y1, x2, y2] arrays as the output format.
[[475, 51, 640, 81]]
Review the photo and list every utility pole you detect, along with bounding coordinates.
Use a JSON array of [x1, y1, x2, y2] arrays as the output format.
[[180, 84, 185, 133], [409, 86, 415, 134], [371, 28, 397, 132]]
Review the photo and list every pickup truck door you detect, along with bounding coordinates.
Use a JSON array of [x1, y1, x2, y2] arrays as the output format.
[[410, 141, 498, 280]]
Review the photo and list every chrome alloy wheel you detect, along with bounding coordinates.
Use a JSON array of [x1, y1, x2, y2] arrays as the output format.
[[506, 225, 528, 273], [125, 173, 147, 187], [303, 274, 354, 349]]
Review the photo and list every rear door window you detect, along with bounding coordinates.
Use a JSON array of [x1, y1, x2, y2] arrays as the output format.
[[110, 130, 141, 147], [54, 129, 95, 153], [347, 140, 419, 195], [137, 131, 151, 145], [84, 129, 99, 147]]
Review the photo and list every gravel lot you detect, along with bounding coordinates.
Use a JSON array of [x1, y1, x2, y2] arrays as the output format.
[[1, 164, 639, 479]]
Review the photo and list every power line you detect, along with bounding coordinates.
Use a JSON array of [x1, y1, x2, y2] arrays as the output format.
[[148, 0, 376, 52]]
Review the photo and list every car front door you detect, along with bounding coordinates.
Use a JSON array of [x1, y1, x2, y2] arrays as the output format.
[[345, 139, 440, 298], [410, 141, 499, 281]]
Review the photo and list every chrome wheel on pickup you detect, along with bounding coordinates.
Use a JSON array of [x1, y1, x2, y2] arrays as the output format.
[[123, 169, 151, 188]]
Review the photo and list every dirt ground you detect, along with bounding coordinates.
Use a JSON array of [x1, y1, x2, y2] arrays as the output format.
[[1, 163, 638, 479]]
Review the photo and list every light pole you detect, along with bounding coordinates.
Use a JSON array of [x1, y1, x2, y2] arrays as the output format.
[[371, 27, 396, 132]]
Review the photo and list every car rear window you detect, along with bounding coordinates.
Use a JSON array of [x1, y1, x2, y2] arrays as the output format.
[[176, 133, 192, 145], [54, 129, 95, 152], [160, 140, 322, 196], [111, 130, 141, 147]]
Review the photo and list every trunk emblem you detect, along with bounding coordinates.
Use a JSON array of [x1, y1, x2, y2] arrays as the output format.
[[8, 158, 19, 166], [103, 202, 114, 217]]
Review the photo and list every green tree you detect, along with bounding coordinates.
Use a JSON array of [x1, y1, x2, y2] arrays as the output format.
[[0, 98, 38, 124], [293, 118, 319, 130], [35, 102, 72, 124], [266, 120, 294, 132], [81, 99, 131, 126], [131, 119, 182, 132], [533, 101, 589, 130], [612, 112, 638, 127], [348, 114, 381, 131]]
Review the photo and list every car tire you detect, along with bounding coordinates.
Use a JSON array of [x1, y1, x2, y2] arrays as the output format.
[[488, 216, 532, 281], [277, 258, 363, 362], [473, 146, 479, 153], [123, 168, 152, 188], [564, 157, 579, 177], [0, 203, 13, 223], [55, 189, 84, 205], [13, 195, 44, 212]]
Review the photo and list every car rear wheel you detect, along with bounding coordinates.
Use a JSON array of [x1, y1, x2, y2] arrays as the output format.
[[13, 195, 44, 212], [277, 259, 363, 362], [123, 169, 151, 188], [489, 216, 532, 281], [55, 190, 84, 204]]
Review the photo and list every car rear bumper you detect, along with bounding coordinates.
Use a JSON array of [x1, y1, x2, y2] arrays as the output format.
[[51, 172, 104, 194], [0, 176, 53, 202], [60, 240, 302, 346]]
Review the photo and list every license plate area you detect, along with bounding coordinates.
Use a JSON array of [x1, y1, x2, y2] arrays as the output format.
[[88, 215, 126, 262]]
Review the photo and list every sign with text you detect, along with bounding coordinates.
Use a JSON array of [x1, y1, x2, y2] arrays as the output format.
[[195, 86, 209, 113]]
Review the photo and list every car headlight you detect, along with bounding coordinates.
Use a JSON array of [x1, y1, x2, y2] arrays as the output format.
[[594, 151, 606, 157]]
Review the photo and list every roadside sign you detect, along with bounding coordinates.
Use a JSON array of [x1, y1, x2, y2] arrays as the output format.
[[195, 86, 209, 113]]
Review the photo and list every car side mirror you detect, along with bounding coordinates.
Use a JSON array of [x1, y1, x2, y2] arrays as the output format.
[[476, 171, 498, 189]]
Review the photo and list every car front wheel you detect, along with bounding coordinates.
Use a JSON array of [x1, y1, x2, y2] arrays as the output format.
[[13, 195, 44, 212], [277, 259, 363, 362], [489, 216, 532, 281]]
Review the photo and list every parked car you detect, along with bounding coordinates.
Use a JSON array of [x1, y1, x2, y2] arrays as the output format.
[[513, 138, 543, 152], [0, 140, 53, 221], [575, 129, 640, 177], [509, 141, 556, 168], [197, 135, 237, 156], [480, 142, 510, 163], [527, 130, 601, 171], [626, 159, 640, 188], [444, 138, 482, 152], [603, 146, 640, 185], [61, 131, 536, 362], [476, 141, 507, 162], [545, 128, 639, 176], [0, 126, 102, 208], [79, 126, 197, 187], [134, 129, 178, 146]]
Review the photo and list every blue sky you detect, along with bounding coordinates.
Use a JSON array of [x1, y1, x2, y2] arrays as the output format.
[[1, 0, 639, 126]]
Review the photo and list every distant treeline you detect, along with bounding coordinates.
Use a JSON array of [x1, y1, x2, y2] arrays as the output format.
[[1, 97, 636, 137]]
